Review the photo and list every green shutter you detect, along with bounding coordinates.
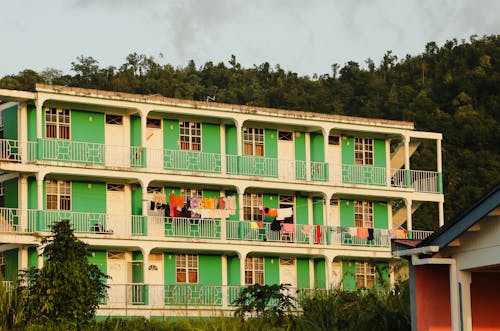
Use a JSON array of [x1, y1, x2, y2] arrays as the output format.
[[201, 123, 220, 154], [340, 200, 355, 227]]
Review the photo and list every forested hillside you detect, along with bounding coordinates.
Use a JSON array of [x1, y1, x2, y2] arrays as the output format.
[[1, 35, 498, 225]]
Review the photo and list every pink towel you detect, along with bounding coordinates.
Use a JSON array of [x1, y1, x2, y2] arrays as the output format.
[[282, 223, 295, 233]]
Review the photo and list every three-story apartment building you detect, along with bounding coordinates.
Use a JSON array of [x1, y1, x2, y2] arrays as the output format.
[[0, 84, 443, 318]]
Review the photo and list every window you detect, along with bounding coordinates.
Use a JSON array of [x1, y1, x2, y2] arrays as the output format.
[[354, 137, 373, 165], [328, 135, 340, 145], [45, 108, 70, 139], [354, 201, 373, 228], [146, 118, 161, 129], [105, 114, 123, 125], [176, 254, 198, 283], [243, 128, 264, 156], [279, 195, 294, 223], [356, 261, 376, 289], [243, 193, 263, 221], [46, 180, 71, 210], [278, 131, 293, 141], [180, 188, 203, 203], [245, 257, 264, 285], [179, 122, 201, 151]]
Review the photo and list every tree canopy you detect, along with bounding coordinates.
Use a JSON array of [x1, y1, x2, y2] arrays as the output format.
[[1, 35, 499, 224]]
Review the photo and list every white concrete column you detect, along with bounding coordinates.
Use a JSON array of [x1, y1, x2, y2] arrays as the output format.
[[404, 135, 411, 188], [18, 246, 28, 271], [37, 245, 44, 268], [35, 99, 43, 139], [236, 121, 242, 156], [238, 251, 247, 286], [438, 202, 445, 227], [36, 174, 44, 211], [18, 102, 28, 163], [140, 110, 148, 147], [449, 263, 460, 331], [220, 191, 226, 240], [323, 128, 329, 166], [238, 191, 244, 222], [221, 255, 228, 308], [406, 199, 412, 231], [220, 123, 226, 174], [387, 201, 393, 230], [459, 271, 472, 331], [142, 247, 152, 285], [19, 176, 28, 232], [325, 256, 332, 289], [141, 181, 149, 236], [305, 132, 311, 180], [322, 193, 329, 227], [309, 259, 315, 288]]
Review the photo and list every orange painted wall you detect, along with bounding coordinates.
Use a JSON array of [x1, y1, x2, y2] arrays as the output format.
[[471, 272, 500, 330], [415, 264, 451, 331]]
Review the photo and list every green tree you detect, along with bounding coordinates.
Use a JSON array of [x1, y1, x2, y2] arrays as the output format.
[[26, 220, 108, 328], [233, 283, 296, 319]]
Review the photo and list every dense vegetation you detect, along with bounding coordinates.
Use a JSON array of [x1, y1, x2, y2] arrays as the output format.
[[1, 35, 499, 225]]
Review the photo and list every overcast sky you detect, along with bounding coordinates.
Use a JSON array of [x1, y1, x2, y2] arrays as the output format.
[[1, 0, 499, 77]]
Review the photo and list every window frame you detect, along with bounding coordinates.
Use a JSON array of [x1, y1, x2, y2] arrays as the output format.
[[354, 137, 373, 165], [179, 121, 202, 151], [180, 188, 203, 203], [46, 180, 71, 211], [243, 128, 264, 156], [45, 108, 70, 139], [245, 257, 264, 285], [243, 193, 263, 221], [176, 254, 198, 284], [355, 261, 376, 289], [354, 200, 373, 228]]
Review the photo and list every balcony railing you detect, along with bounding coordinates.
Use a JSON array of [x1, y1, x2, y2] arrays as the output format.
[[0, 139, 21, 162], [164, 217, 221, 239], [164, 149, 222, 173], [29, 210, 108, 233], [0, 207, 22, 232]]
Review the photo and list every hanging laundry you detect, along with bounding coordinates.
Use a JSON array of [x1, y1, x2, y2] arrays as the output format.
[[367, 228, 375, 241], [301, 224, 313, 235], [189, 197, 199, 209], [357, 227, 369, 239], [218, 197, 225, 209], [150, 201, 156, 211], [395, 229, 407, 239], [260, 206, 266, 220], [203, 198, 215, 209], [268, 208, 278, 217], [315, 225, 322, 244], [270, 220, 282, 231], [169, 195, 184, 207], [380, 229, 389, 237], [276, 208, 293, 220], [282, 223, 295, 233], [226, 196, 236, 210], [348, 227, 357, 237], [164, 205, 170, 217], [257, 221, 263, 229], [250, 222, 259, 230], [170, 205, 179, 217]]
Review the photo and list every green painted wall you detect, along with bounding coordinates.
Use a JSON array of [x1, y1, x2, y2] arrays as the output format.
[[71, 110, 104, 143], [202, 123, 220, 154], [294, 132, 306, 161], [374, 202, 388, 229], [310, 133, 324, 162], [165, 187, 181, 197], [28, 247, 38, 269], [342, 261, 356, 290], [295, 196, 308, 225], [203, 190, 219, 199], [27, 105, 37, 142], [264, 257, 279, 285], [312, 198, 323, 225], [3, 178, 18, 208], [296, 259, 310, 289], [130, 116, 141, 147], [313, 259, 326, 289], [132, 252, 143, 283], [373, 139, 386, 167], [164, 253, 176, 284], [131, 185, 142, 215], [199, 255, 222, 285], [340, 200, 355, 227], [341, 137, 355, 165], [4, 249, 18, 281], [27, 177, 37, 209], [2, 105, 18, 140], [264, 129, 277, 158], [227, 256, 240, 286], [71, 181, 106, 213], [263, 194, 278, 209], [376, 262, 390, 289], [89, 250, 107, 276], [225, 125, 237, 155], [226, 191, 239, 221], [164, 119, 179, 150]]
